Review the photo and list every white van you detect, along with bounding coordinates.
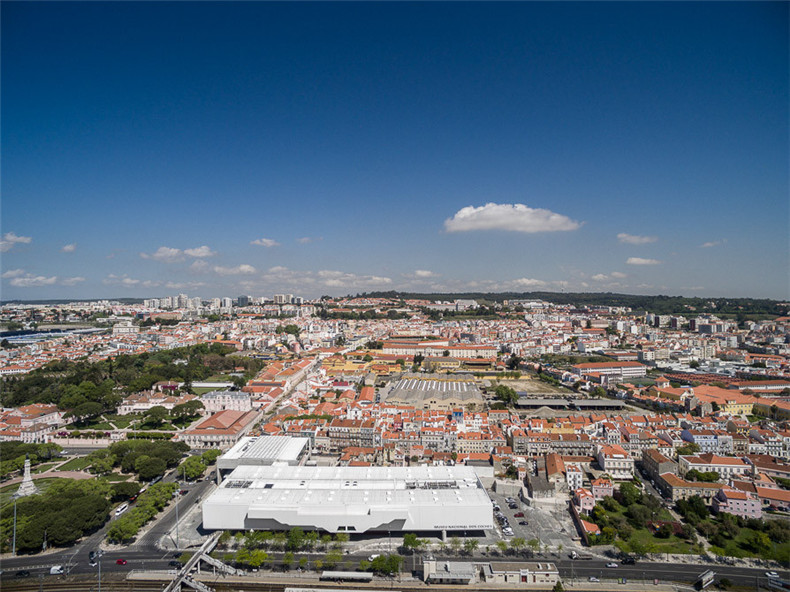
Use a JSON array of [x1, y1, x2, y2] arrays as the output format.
[[49, 565, 64, 575], [115, 503, 129, 516]]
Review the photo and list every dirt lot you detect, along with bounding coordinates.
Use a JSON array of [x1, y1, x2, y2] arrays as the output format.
[[493, 377, 571, 395]]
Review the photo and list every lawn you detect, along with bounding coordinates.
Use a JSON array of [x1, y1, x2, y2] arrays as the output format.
[[32, 462, 59, 474], [192, 387, 217, 395], [616, 527, 696, 555], [57, 456, 92, 471], [0, 478, 61, 510], [107, 415, 134, 429], [205, 375, 234, 382], [708, 526, 790, 563], [594, 497, 697, 555]]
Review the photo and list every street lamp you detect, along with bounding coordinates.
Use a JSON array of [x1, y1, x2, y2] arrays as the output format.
[[95, 550, 104, 592], [175, 489, 180, 549], [12, 496, 17, 557]]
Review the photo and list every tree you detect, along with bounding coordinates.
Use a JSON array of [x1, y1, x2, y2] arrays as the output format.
[[745, 531, 771, 554], [287, 527, 305, 551], [143, 405, 169, 428], [282, 551, 294, 571], [110, 482, 141, 502], [510, 537, 526, 555], [656, 523, 673, 538], [178, 455, 207, 481], [449, 535, 462, 554], [403, 533, 427, 554], [493, 384, 518, 406], [619, 482, 641, 506], [201, 449, 222, 465], [626, 504, 651, 529], [324, 549, 343, 569], [463, 538, 479, 555], [676, 442, 701, 456], [87, 449, 116, 475], [170, 400, 204, 420], [65, 401, 104, 423], [248, 549, 268, 568], [135, 456, 167, 481]]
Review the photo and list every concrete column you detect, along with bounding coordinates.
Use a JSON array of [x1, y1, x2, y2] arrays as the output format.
[[441, 529, 447, 542]]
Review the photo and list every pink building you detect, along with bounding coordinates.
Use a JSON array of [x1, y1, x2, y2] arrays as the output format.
[[574, 488, 596, 515], [591, 477, 614, 501], [712, 487, 762, 519]]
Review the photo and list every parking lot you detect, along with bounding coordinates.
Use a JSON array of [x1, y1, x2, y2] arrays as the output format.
[[488, 490, 579, 552]]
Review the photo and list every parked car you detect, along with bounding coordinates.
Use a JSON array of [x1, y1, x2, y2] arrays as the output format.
[[169, 561, 181, 567], [518, 520, 529, 525], [514, 512, 524, 517], [16, 570, 31, 578], [766, 572, 779, 579], [116, 559, 127, 566], [588, 576, 600, 582], [606, 562, 618, 568]]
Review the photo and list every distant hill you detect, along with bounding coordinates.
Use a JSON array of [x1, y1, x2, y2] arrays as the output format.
[[352, 291, 786, 317], [0, 298, 144, 305]]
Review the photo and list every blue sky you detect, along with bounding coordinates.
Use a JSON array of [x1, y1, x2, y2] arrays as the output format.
[[2, 2, 788, 300]]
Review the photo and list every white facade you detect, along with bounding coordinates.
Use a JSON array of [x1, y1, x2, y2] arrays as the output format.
[[203, 464, 494, 534], [201, 390, 253, 413]]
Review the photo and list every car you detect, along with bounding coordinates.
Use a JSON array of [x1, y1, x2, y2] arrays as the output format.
[[179, 489, 188, 495], [766, 572, 780, 579], [518, 520, 529, 525], [16, 570, 31, 578], [606, 562, 618, 568], [514, 512, 524, 517], [116, 559, 127, 565], [169, 561, 181, 567], [621, 557, 636, 565], [588, 576, 600, 582]]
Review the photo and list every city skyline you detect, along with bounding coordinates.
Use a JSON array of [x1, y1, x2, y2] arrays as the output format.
[[2, 2, 788, 300]]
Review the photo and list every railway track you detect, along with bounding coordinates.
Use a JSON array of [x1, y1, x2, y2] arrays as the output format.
[[0, 577, 290, 592]]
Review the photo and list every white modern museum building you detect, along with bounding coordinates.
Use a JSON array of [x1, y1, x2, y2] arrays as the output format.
[[202, 463, 495, 535]]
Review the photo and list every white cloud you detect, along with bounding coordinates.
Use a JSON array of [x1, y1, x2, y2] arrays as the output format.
[[184, 245, 216, 258], [700, 239, 726, 248], [444, 203, 581, 233], [213, 264, 256, 276], [251, 238, 280, 248], [509, 277, 547, 288], [611, 271, 628, 279], [140, 246, 184, 263], [61, 243, 77, 253], [103, 274, 157, 287], [0, 232, 32, 252], [297, 237, 314, 244], [617, 233, 658, 245], [190, 260, 211, 273], [626, 257, 662, 265], [10, 274, 58, 287], [591, 273, 609, 281], [2, 269, 79, 288], [318, 270, 392, 288]]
